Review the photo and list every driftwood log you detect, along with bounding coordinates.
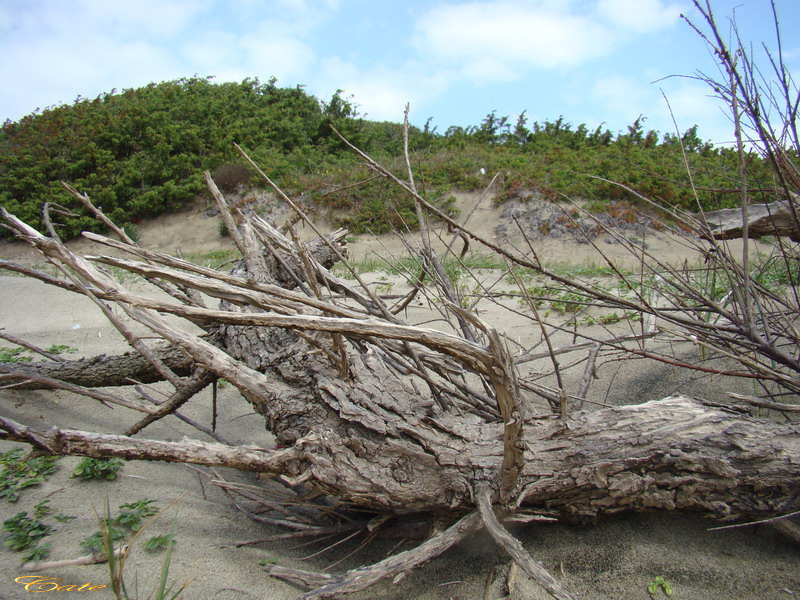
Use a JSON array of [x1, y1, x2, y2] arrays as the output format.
[[700, 198, 800, 241], [1, 162, 800, 599]]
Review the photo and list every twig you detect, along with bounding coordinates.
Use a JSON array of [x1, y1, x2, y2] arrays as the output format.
[[0, 364, 155, 413], [23, 546, 128, 572], [506, 561, 519, 597], [0, 331, 66, 361], [728, 392, 800, 412], [63, 182, 205, 307], [482, 564, 496, 600], [125, 370, 216, 435], [707, 508, 800, 531], [575, 342, 601, 410]]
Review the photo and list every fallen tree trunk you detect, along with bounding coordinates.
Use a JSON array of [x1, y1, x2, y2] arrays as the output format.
[[2, 395, 798, 521], [2, 163, 799, 599]]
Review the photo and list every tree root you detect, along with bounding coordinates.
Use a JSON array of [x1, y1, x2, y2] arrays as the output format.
[[476, 483, 576, 600], [267, 511, 483, 599]]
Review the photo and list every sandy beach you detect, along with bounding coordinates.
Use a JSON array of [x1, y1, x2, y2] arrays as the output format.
[[1, 195, 798, 599]]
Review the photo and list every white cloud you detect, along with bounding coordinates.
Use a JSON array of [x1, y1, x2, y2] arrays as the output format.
[[276, 0, 340, 13], [74, 0, 208, 37], [657, 79, 735, 145], [180, 31, 241, 72], [590, 75, 653, 126], [0, 24, 183, 114], [589, 73, 736, 145], [314, 57, 449, 122], [414, 1, 613, 81], [411, 0, 689, 87], [239, 26, 316, 82], [596, 0, 686, 34], [0, 0, 333, 120]]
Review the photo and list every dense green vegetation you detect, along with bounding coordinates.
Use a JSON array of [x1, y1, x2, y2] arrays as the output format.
[[0, 77, 782, 239]]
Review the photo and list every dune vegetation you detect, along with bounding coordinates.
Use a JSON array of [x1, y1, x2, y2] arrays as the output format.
[[0, 74, 780, 241]]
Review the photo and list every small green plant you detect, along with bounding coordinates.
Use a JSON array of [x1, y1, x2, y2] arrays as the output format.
[[21, 542, 52, 562], [183, 248, 242, 270], [72, 457, 125, 481], [571, 312, 618, 326], [0, 344, 77, 364], [81, 528, 125, 554], [149, 522, 188, 600], [2, 512, 52, 552], [143, 533, 176, 551], [34, 500, 76, 523], [753, 254, 800, 290], [3, 512, 53, 562], [517, 286, 588, 314], [374, 275, 394, 294], [549, 290, 588, 313], [331, 256, 387, 278], [218, 219, 230, 237], [90, 498, 189, 599], [81, 498, 160, 554], [597, 312, 622, 325], [648, 575, 673, 597], [1, 501, 73, 563], [46, 344, 78, 355], [0, 346, 33, 363], [33, 500, 51, 519], [115, 499, 158, 532], [0, 448, 59, 502]]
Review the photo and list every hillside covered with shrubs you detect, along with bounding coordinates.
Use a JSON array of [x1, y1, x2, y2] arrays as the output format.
[[0, 77, 780, 239]]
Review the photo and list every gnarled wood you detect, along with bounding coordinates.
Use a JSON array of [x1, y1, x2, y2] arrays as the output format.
[[3, 162, 800, 600]]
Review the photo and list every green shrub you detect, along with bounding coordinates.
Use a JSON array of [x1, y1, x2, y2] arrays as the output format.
[[0, 347, 32, 363], [72, 457, 124, 481], [2, 512, 52, 552], [218, 220, 230, 237], [80, 498, 160, 553], [0, 77, 776, 241], [0, 448, 59, 502]]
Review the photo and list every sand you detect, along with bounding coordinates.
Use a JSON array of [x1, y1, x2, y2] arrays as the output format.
[[0, 195, 798, 599]]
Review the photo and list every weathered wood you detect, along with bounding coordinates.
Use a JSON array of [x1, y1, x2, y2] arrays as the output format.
[[514, 395, 800, 523], [3, 390, 799, 523], [4, 170, 800, 600], [6, 345, 194, 389], [700, 199, 800, 240], [0, 414, 302, 474], [3, 206, 800, 520]]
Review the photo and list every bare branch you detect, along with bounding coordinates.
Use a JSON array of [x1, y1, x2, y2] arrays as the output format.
[[477, 484, 576, 600]]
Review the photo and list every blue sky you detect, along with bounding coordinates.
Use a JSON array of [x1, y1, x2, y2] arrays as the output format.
[[1, 0, 798, 146]]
